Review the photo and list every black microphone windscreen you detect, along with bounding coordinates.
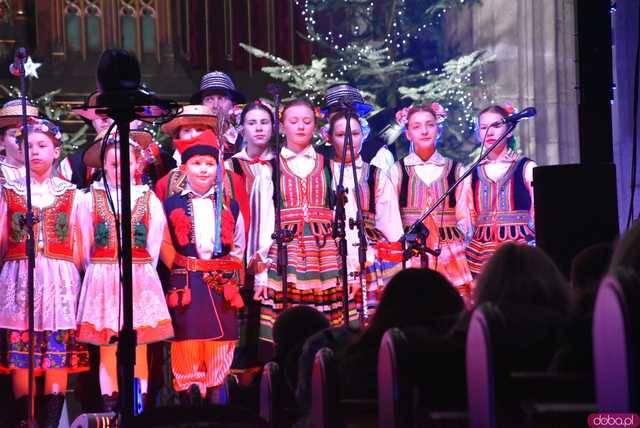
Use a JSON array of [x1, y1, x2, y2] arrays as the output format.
[[97, 49, 141, 92]]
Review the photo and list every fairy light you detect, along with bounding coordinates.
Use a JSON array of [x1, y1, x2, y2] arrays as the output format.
[[292, 0, 479, 137]]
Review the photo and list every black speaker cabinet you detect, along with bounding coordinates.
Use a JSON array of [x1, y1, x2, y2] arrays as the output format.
[[533, 163, 619, 277]]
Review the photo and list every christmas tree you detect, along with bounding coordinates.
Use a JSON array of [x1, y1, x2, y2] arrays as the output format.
[[241, 0, 493, 161]]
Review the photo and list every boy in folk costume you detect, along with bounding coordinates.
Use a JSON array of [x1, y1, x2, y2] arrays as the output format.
[[75, 132, 174, 411], [0, 118, 89, 427], [0, 99, 39, 184], [154, 105, 250, 238], [160, 131, 246, 405]]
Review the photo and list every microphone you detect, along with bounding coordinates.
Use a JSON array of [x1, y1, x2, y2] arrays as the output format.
[[490, 107, 537, 127], [9, 47, 27, 77]]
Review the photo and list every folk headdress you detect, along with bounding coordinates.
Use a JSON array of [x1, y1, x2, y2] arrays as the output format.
[[161, 104, 219, 137], [321, 83, 374, 117], [0, 99, 39, 129], [15, 117, 62, 146], [174, 129, 220, 164], [190, 71, 246, 105], [83, 128, 153, 168]]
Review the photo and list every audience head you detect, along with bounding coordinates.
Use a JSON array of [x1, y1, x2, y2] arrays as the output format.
[[358, 268, 464, 348], [272, 305, 330, 361], [473, 243, 570, 314], [609, 219, 640, 283], [570, 242, 613, 297]]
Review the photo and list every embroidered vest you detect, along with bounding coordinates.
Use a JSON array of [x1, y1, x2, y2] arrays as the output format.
[[277, 153, 334, 235], [4, 187, 76, 261], [229, 157, 272, 196], [398, 158, 462, 242], [164, 192, 240, 259], [470, 156, 534, 242], [90, 188, 152, 263]]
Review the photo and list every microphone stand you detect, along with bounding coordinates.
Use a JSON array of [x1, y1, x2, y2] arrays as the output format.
[[269, 90, 293, 308], [332, 104, 369, 326], [108, 109, 137, 426], [401, 121, 519, 264], [13, 48, 37, 428], [214, 109, 227, 256]]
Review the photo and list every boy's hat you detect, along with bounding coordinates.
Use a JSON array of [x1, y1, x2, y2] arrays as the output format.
[[161, 105, 219, 137], [83, 128, 153, 168], [174, 129, 220, 164]]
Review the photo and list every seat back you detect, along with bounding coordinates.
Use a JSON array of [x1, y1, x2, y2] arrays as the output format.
[[466, 304, 498, 428], [378, 328, 413, 428], [311, 347, 341, 428], [593, 274, 636, 412], [259, 361, 281, 427]]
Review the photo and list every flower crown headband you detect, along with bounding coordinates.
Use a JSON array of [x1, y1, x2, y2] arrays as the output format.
[[395, 102, 448, 129], [15, 117, 63, 146]]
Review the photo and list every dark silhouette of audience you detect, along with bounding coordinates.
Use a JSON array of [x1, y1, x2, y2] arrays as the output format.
[[551, 243, 613, 372], [271, 306, 331, 403], [338, 268, 465, 400], [452, 243, 571, 373]]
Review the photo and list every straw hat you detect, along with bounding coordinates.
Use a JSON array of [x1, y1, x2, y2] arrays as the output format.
[[0, 99, 39, 129], [190, 71, 246, 105], [161, 104, 219, 137], [83, 128, 154, 168], [321, 83, 373, 117]]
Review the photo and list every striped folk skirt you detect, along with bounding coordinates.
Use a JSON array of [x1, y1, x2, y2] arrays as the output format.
[[260, 224, 357, 343], [465, 224, 535, 276]]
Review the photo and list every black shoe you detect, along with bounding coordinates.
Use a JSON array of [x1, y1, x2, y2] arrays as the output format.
[[100, 391, 119, 413], [40, 393, 65, 428]]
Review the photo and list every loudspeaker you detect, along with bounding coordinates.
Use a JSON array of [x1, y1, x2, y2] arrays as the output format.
[[533, 163, 619, 277]]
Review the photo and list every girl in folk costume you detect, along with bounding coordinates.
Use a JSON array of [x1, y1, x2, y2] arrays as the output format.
[[226, 102, 275, 261], [324, 110, 404, 319], [0, 119, 89, 427], [160, 132, 246, 405], [0, 99, 39, 184], [388, 104, 474, 302], [465, 104, 536, 276], [225, 101, 275, 199], [251, 99, 351, 346], [75, 134, 174, 411], [224, 101, 275, 369]]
